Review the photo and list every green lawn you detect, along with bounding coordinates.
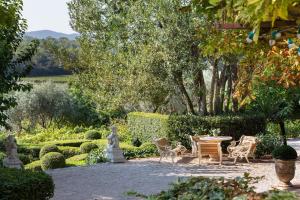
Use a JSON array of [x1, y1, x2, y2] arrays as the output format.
[[22, 75, 72, 83]]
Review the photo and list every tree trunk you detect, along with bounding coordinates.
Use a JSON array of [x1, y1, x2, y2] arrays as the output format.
[[231, 63, 239, 112], [225, 65, 232, 113], [279, 121, 287, 145], [213, 69, 221, 115], [194, 70, 207, 115], [209, 59, 218, 115], [174, 71, 195, 114], [220, 66, 228, 112]]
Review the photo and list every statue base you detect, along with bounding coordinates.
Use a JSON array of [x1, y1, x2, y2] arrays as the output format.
[[106, 148, 126, 163], [3, 158, 23, 169]]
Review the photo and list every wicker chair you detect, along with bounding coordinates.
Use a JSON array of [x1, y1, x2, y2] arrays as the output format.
[[153, 138, 176, 164], [227, 135, 258, 163]]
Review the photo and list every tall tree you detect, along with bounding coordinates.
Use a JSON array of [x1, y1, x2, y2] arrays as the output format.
[[0, 0, 38, 128]]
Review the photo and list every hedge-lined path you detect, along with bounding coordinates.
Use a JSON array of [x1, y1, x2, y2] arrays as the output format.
[[48, 139, 300, 200]]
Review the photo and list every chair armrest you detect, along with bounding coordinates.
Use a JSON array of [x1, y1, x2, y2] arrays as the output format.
[[228, 140, 238, 147]]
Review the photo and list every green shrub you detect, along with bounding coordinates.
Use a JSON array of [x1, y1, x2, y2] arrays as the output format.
[[132, 173, 297, 200], [18, 154, 34, 165], [255, 133, 282, 158], [85, 130, 101, 140], [80, 142, 98, 153], [0, 152, 6, 168], [132, 137, 142, 147], [272, 145, 298, 160], [128, 112, 169, 143], [58, 146, 81, 158], [25, 160, 42, 171], [113, 120, 132, 143], [74, 126, 85, 133], [267, 120, 300, 138], [122, 143, 158, 160], [18, 145, 41, 158], [39, 144, 60, 158], [0, 168, 54, 200], [46, 139, 90, 147], [168, 113, 266, 148], [86, 148, 107, 165], [41, 152, 66, 170], [66, 154, 88, 166]]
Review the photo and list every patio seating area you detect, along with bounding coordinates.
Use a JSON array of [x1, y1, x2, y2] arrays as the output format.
[[154, 135, 259, 165]]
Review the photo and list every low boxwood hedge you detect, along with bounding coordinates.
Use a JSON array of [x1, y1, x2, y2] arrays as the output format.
[[85, 130, 101, 140], [80, 142, 98, 153], [18, 145, 41, 159], [0, 168, 54, 200], [41, 152, 66, 170], [39, 144, 60, 158], [58, 146, 81, 158], [25, 160, 42, 171]]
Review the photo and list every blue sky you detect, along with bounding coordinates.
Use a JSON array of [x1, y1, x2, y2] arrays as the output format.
[[23, 0, 75, 33]]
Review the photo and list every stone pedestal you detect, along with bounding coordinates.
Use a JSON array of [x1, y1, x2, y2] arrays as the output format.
[[3, 157, 23, 169], [106, 148, 126, 163]]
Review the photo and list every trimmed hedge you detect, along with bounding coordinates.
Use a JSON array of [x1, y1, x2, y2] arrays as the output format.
[[41, 152, 66, 170], [128, 112, 169, 143], [18, 145, 41, 159], [39, 144, 60, 158], [85, 130, 101, 140], [58, 146, 81, 158], [25, 160, 42, 171], [0, 168, 54, 200], [80, 142, 98, 153], [44, 139, 90, 147], [168, 114, 266, 148]]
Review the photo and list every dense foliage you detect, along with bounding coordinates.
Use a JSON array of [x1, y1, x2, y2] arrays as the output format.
[[133, 173, 297, 200], [0, 0, 38, 128], [128, 112, 169, 143], [39, 144, 59, 158], [41, 152, 66, 170], [85, 130, 101, 140], [272, 145, 298, 160], [255, 133, 281, 158], [168, 113, 266, 148], [80, 142, 98, 153], [0, 168, 54, 200], [8, 82, 108, 131]]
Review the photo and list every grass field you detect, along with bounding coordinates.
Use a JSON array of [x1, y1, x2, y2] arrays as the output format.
[[22, 75, 72, 83]]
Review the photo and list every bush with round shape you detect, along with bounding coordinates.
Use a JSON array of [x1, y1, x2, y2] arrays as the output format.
[[0, 168, 54, 200], [39, 144, 60, 158], [41, 152, 66, 170], [18, 154, 33, 165], [272, 145, 298, 160], [85, 130, 101, 140], [80, 142, 98, 153]]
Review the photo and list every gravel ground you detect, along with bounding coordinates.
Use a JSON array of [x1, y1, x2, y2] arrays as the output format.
[[48, 139, 300, 200]]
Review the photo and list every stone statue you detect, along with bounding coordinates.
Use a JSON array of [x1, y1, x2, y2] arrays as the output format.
[[105, 126, 126, 163], [107, 126, 120, 149], [3, 135, 23, 169]]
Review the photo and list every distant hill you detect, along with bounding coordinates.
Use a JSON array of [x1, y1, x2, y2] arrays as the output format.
[[25, 30, 79, 40]]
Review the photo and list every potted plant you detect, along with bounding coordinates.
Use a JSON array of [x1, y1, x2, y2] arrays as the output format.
[[272, 145, 298, 188]]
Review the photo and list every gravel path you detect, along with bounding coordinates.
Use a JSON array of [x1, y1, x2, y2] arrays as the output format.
[[48, 139, 300, 200]]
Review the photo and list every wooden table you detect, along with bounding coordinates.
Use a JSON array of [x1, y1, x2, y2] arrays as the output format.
[[197, 136, 232, 162]]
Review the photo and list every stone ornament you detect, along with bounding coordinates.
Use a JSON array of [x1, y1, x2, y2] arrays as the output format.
[[105, 126, 126, 163], [3, 135, 23, 169]]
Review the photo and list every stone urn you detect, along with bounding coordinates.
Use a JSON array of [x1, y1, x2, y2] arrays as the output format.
[[272, 145, 298, 188], [275, 159, 296, 188]]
